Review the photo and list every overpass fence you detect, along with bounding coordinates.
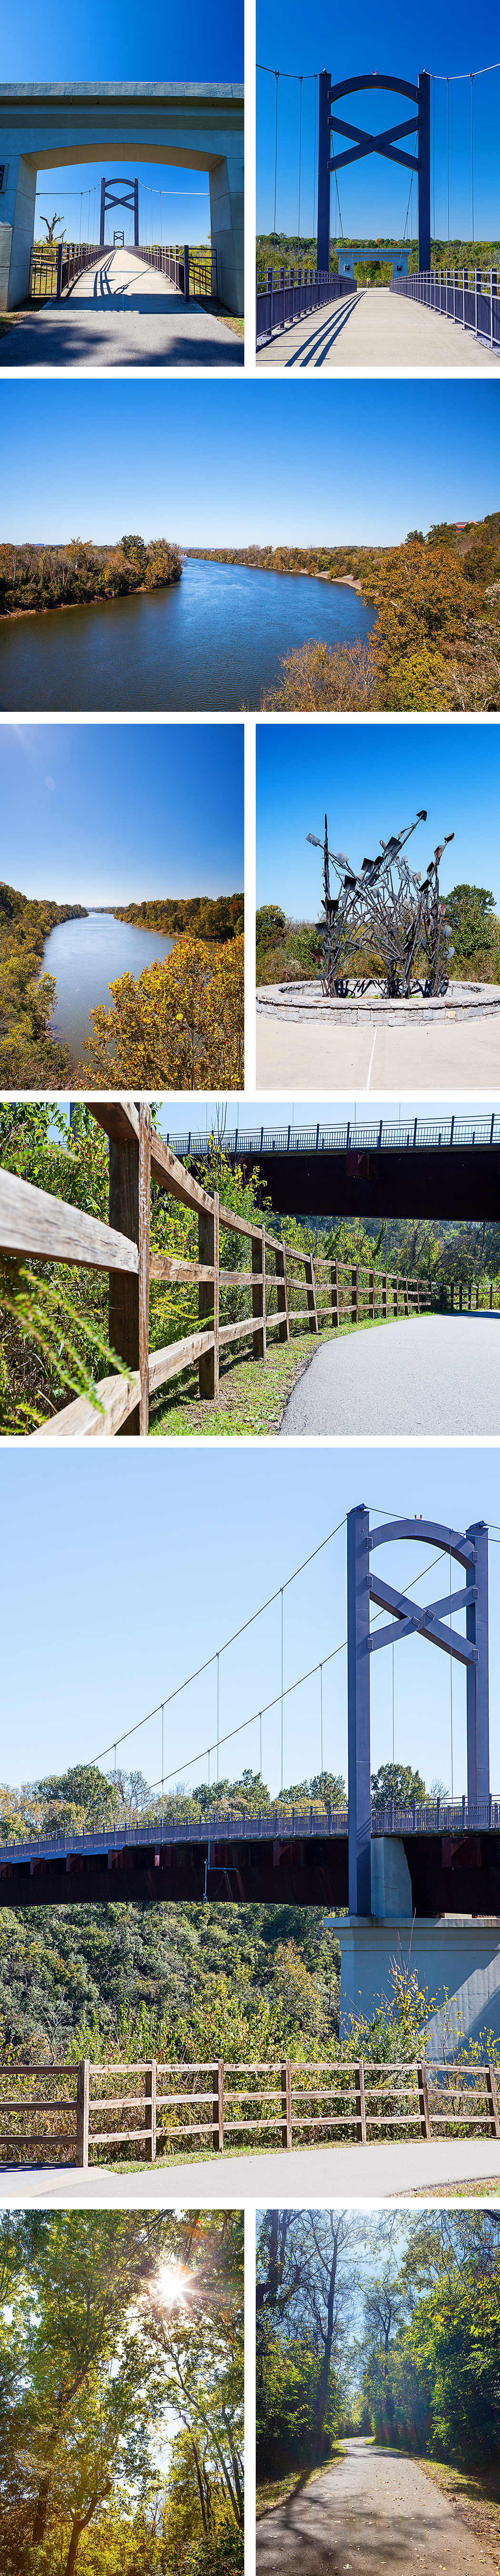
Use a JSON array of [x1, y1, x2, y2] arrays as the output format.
[[29, 242, 101, 301], [161, 1113, 500, 1155], [0, 1100, 432, 1442], [390, 265, 500, 351], [0, 2055, 499, 2168], [256, 266, 355, 347], [127, 241, 219, 301]]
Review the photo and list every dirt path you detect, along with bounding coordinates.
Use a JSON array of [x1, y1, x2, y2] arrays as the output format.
[[256, 2436, 497, 2572]]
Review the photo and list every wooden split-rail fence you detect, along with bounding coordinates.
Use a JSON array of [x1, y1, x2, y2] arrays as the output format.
[[0, 2056, 499, 2168], [0, 1097, 431, 1439]]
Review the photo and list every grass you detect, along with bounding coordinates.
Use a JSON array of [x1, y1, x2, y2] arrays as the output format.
[[220, 313, 245, 336], [256, 2452, 346, 2520], [419, 2457, 500, 2566], [149, 1311, 400, 1438]]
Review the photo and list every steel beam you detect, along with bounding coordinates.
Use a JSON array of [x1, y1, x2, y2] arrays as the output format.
[[347, 1504, 371, 1916]]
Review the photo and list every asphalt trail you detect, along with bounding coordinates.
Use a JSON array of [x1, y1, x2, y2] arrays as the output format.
[[280, 1314, 500, 1438], [256, 2436, 496, 2572]]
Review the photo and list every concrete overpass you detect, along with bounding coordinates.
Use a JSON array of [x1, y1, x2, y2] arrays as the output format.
[[161, 1114, 500, 1222], [0, 82, 244, 312]]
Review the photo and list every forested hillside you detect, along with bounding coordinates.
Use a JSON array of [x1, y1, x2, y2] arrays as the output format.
[[114, 892, 244, 942], [0, 882, 87, 1086]]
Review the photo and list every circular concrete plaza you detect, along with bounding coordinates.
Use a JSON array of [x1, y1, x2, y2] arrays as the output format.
[[0, 248, 243, 368], [256, 1002, 500, 1090], [256, 283, 499, 368], [280, 1312, 500, 1438]]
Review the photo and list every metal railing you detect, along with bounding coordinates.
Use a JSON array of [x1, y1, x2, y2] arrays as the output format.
[[29, 242, 101, 301], [1, 2054, 499, 2167], [257, 265, 355, 347], [126, 240, 218, 301], [390, 265, 500, 351], [162, 1112, 500, 1157], [2, 1796, 500, 1868]]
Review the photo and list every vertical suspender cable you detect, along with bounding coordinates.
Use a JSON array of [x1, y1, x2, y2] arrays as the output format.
[[449, 1535, 454, 1804], [470, 73, 475, 272], [297, 73, 303, 272], [447, 76, 450, 269], [272, 71, 279, 283], [280, 1586, 284, 1795], [320, 1662, 323, 1775], [295, 73, 302, 274], [432, 73, 435, 260]]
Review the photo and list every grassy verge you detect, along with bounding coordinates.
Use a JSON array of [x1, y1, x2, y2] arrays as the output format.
[[220, 314, 244, 336], [149, 1312, 400, 1438], [419, 2457, 500, 2566], [398, 2176, 500, 2200], [256, 2452, 346, 2520]]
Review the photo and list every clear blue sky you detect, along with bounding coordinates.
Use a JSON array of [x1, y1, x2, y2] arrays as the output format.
[[34, 166, 212, 251], [1, 1447, 499, 1803], [2, 0, 242, 82], [256, 7, 500, 240], [0, 724, 244, 905], [1, 383, 498, 547], [257, 723, 500, 918]]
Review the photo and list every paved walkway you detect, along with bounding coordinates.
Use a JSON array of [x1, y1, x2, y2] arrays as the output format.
[[256, 2437, 496, 2573], [1, 2135, 499, 2204], [256, 285, 499, 369], [0, 249, 243, 367], [280, 1313, 500, 1438], [256, 1010, 500, 1091]]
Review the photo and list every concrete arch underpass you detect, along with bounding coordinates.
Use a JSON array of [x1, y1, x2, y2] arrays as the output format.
[[0, 81, 244, 313]]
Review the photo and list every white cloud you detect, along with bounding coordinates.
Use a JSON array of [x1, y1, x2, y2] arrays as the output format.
[[45, 775, 56, 790]]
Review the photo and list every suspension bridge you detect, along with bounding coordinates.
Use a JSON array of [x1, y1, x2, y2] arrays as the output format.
[[160, 1111, 500, 1221], [256, 57, 499, 360]]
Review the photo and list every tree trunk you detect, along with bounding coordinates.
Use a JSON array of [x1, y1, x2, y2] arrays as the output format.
[[312, 2225, 339, 2459], [63, 2517, 82, 2576]]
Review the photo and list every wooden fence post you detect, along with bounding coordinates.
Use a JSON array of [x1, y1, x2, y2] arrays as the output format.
[[305, 1253, 319, 1334], [275, 1241, 289, 1342], [331, 1259, 339, 1327], [198, 1192, 219, 1398], [393, 1276, 398, 1317], [212, 2060, 224, 2151], [486, 2064, 500, 2138], [418, 2061, 431, 2139], [109, 1130, 140, 1435], [382, 1272, 387, 1318], [139, 1104, 151, 1438], [369, 1268, 374, 1320], [76, 2059, 90, 2167], [351, 1265, 358, 1324], [355, 2060, 366, 2143], [252, 1226, 265, 1359], [281, 2059, 292, 2149], [145, 2060, 157, 2162], [403, 1278, 409, 1316]]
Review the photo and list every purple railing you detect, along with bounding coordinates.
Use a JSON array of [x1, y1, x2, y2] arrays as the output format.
[[256, 265, 356, 348], [390, 266, 499, 351]]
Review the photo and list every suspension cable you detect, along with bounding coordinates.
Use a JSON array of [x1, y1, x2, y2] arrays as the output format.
[[297, 73, 303, 271]]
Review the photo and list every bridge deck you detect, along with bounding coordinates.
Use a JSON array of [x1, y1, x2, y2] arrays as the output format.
[[2, 1807, 500, 1914], [256, 286, 498, 370]]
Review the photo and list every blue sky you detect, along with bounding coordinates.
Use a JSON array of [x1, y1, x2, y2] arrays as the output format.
[[257, 724, 500, 917], [1, 1447, 500, 1802], [0, 724, 244, 905], [2, 0, 242, 82], [256, 6, 500, 240], [33, 166, 212, 252], [1, 383, 498, 547]]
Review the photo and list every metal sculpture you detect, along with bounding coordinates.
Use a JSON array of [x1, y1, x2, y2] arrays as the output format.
[[306, 809, 454, 999]]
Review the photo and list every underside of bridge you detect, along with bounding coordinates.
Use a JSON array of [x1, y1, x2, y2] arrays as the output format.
[[226, 1145, 500, 1223], [2, 1830, 500, 1912]]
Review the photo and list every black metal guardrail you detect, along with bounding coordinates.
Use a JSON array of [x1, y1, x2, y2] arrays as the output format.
[[390, 266, 499, 351], [29, 242, 102, 301], [161, 1114, 500, 1158], [2, 1798, 500, 1868], [127, 241, 218, 301], [256, 265, 355, 347]]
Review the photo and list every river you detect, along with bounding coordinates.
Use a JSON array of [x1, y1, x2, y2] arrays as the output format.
[[0, 557, 375, 711], [44, 910, 174, 1065]]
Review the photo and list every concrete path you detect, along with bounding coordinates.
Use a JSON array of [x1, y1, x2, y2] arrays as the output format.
[[0, 249, 243, 367], [256, 285, 499, 370], [256, 1011, 500, 1092], [256, 2437, 496, 2572], [1, 2135, 500, 2204], [280, 1313, 500, 1439]]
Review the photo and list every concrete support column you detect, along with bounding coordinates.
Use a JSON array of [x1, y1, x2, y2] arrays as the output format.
[[0, 153, 36, 308], [209, 151, 244, 313]]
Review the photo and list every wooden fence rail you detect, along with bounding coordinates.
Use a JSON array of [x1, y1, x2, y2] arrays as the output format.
[[0, 2057, 499, 2167], [0, 1098, 432, 1439]]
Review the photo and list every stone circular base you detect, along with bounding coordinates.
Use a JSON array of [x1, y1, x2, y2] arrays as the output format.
[[256, 978, 500, 1028]]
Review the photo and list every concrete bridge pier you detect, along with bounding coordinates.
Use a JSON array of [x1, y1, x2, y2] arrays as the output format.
[[0, 157, 37, 308], [209, 151, 243, 316], [326, 1897, 500, 2054]]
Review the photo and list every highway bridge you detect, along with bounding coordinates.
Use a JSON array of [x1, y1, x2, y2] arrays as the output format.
[[160, 1113, 500, 1221], [2, 1800, 500, 1914]]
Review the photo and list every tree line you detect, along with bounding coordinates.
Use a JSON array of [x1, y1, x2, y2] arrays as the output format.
[[0, 535, 182, 618], [0, 2207, 243, 2576], [256, 517, 500, 714], [0, 882, 88, 1088], [114, 893, 244, 943], [257, 2208, 500, 2497]]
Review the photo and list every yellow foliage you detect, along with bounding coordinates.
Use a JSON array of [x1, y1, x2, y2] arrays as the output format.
[[79, 932, 244, 1090]]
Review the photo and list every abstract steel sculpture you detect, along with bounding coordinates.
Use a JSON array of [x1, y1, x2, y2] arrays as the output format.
[[306, 809, 455, 999]]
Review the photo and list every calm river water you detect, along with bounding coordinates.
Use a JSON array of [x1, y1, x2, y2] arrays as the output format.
[[0, 557, 374, 711], [45, 911, 174, 1064]]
